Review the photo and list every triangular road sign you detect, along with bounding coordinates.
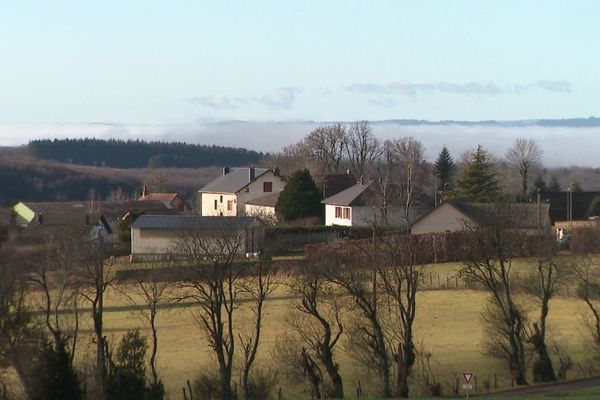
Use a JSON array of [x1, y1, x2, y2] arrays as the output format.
[[463, 372, 474, 384]]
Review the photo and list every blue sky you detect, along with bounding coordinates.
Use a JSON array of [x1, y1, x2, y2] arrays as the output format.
[[0, 1, 598, 126]]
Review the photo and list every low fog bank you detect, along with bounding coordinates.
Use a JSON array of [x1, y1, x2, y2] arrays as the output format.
[[1, 121, 598, 167]]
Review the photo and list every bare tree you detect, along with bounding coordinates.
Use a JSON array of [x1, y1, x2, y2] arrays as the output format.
[[300, 124, 348, 180], [239, 258, 276, 400], [573, 256, 600, 350], [122, 265, 170, 394], [288, 260, 345, 399], [506, 138, 543, 200], [460, 202, 529, 386], [345, 121, 381, 180], [177, 219, 257, 400], [78, 239, 116, 400], [521, 235, 560, 383], [28, 232, 83, 362], [321, 247, 393, 398]]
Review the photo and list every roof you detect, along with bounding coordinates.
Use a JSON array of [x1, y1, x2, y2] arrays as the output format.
[[138, 193, 179, 202], [542, 191, 600, 221], [323, 173, 356, 198], [429, 199, 552, 229], [321, 181, 374, 206], [131, 215, 259, 230], [16, 200, 173, 222], [200, 167, 271, 193], [245, 192, 280, 207]]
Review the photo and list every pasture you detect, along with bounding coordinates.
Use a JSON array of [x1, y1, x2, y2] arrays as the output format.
[[56, 258, 596, 399]]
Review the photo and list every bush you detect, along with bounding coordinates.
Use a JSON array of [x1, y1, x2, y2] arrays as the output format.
[[107, 329, 148, 400], [247, 369, 279, 400], [29, 340, 82, 400], [193, 371, 222, 400]]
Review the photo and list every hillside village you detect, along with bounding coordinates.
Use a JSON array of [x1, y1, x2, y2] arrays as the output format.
[[2, 134, 600, 400]]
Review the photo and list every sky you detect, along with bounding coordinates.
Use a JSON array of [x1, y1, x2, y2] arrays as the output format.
[[0, 1, 599, 162]]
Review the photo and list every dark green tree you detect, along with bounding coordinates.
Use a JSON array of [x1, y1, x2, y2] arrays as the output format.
[[587, 196, 600, 218], [570, 182, 583, 192], [275, 169, 323, 223], [107, 329, 148, 400], [529, 176, 547, 199], [452, 145, 500, 202], [432, 146, 456, 201], [548, 176, 561, 192], [30, 340, 82, 400]]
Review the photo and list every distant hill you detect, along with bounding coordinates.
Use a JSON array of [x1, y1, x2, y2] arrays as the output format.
[[0, 150, 218, 206], [368, 116, 600, 128], [27, 138, 264, 169]]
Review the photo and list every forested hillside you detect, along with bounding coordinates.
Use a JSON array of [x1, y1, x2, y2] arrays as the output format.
[[28, 138, 264, 168]]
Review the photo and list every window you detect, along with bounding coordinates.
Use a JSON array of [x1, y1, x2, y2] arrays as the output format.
[[263, 182, 273, 192], [220, 195, 223, 203], [227, 200, 233, 211], [335, 206, 350, 220], [214, 199, 218, 210]]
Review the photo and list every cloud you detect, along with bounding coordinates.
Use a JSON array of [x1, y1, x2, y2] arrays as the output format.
[[512, 80, 572, 94], [184, 95, 249, 109], [257, 87, 302, 109], [368, 97, 401, 108], [348, 80, 572, 98], [347, 81, 501, 97]]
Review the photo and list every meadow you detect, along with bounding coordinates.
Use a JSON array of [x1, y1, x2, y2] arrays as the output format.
[[55, 258, 597, 400]]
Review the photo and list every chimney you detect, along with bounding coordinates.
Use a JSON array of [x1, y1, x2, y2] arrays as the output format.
[[249, 166, 256, 181], [223, 166, 230, 175], [142, 185, 148, 197]]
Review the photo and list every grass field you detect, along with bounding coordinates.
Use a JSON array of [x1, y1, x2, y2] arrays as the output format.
[[18, 259, 600, 399]]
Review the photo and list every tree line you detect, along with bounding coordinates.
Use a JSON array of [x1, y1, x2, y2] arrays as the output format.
[[28, 139, 263, 169]]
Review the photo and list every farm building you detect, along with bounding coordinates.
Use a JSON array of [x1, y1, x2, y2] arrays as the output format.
[[411, 199, 552, 235], [130, 215, 265, 262]]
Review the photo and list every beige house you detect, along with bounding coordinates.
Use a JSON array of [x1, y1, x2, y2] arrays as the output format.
[[411, 200, 552, 235], [198, 167, 286, 217], [130, 214, 264, 262]]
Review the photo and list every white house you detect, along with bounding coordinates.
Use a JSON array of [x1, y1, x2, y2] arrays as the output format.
[[198, 167, 286, 217], [321, 181, 413, 227]]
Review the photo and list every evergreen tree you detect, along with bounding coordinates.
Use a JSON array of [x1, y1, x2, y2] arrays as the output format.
[[30, 340, 82, 400], [548, 175, 561, 192], [107, 329, 148, 400], [570, 181, 583, 192], [587, 196, 600, 218], [275, 169, 323, 223], [432, 146, 456, 200], [529, 175, 547, 199], [452, 145, 500, 202]]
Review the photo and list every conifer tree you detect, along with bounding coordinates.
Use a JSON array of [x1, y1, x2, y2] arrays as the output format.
[[432, 146, 456, 200], [452, 145, 500, 201], [529, 175, 547, 199], [548, 176, 561, 192], [275, 169, 323, 223]]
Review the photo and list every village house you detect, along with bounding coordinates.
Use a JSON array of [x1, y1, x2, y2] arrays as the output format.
[[411, 199, 552, 235], [138, 186, 192, 212], [130, 214, 264, 262], [321, 181, 419, 227], [198, 167, 286, 217]]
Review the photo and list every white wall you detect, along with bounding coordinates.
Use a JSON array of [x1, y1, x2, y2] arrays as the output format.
[[236, 171, 286, 214], [244, 204, 277, 221], [201, 192, 238, 216], [325, 204, 352, 226]]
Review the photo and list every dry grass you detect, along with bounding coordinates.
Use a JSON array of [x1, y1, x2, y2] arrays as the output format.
[[62, 278, 591, 399]]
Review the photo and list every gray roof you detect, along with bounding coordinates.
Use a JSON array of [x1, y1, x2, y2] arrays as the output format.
[[131, 215, 259, 230], [245, 192, 281, 207], [200, 168, 271, 193], [321, 181, 374, 206]]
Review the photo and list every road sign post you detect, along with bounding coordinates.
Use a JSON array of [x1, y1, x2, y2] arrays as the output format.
[[462, 372, 474, 399]]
